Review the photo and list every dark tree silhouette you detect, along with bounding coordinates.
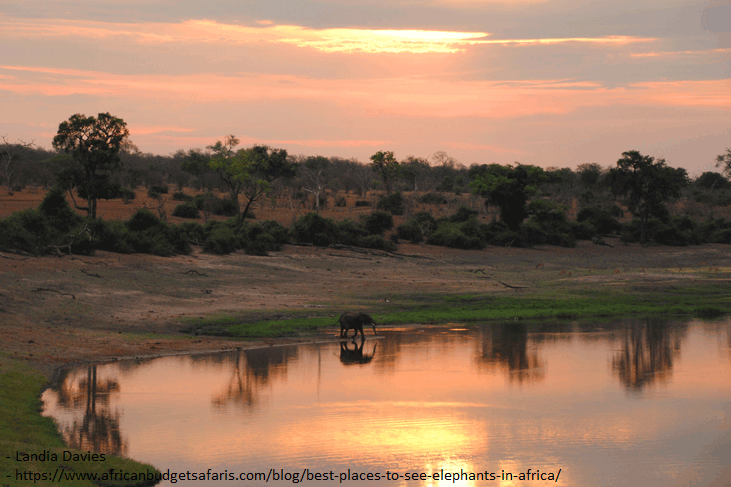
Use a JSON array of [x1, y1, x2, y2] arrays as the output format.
[[52, 113, 130, 219], [607, 150, 688, 244]]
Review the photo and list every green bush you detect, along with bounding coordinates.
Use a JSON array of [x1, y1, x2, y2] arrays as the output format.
[[358, 234, 397, 252], [335, 219, 369, 246], [291, 212, 339, 246], [449, 205, 479, 223], [396, 221, 423, 243], [179, 221, 206, 244], [194, 193, 238, 217], [354, 200, 371, 207], [427, 227, 482, 249], [700, 218, 731, 244], [172, 191, 194, 202], [172, 203, 201, 219], [576, 206, 622, 235], [418, 193, 448, 205], [376, 192, 405, 215], [0, 210, 47, 254], [120, 188, 136, 201], [150, 184, 169, 194], [38, 187, 83, 233], [570, 221, 595, 240], [204, 226, 239, 254], [484, 221, 522, 247], [360, 211, 394, 235]]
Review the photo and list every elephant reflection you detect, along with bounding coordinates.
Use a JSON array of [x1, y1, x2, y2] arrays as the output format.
[[340, 340, 378, 366]]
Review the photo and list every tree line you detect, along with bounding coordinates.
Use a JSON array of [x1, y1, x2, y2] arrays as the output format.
[[1, 112, 731, 257]]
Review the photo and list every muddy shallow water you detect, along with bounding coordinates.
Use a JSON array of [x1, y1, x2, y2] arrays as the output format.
[[43, 319, 731, 486]]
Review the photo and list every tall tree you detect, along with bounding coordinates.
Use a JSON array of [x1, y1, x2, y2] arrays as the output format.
[[52, 113, 130, 219], [716, 148, 731, 177], [607, 150, 688, 244], [370, 151, 400, 194], [469, 164, 546, 231], [400, 156, 431, 192], [208, 136, 296, 230], [0, 136, 35, 194], [300, 155, 330, 213]]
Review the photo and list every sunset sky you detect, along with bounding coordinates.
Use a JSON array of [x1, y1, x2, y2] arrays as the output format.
[[1, 0, 729, 173]]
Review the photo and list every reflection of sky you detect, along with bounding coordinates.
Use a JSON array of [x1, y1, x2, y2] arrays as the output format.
[[43, 320, 731, 487], [1, 0, 729, 171]]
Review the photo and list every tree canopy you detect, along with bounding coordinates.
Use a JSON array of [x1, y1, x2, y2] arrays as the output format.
[[469, 163, 546, 231], [207, 136, 296, 229], [370, 151, 400, 194], [607, 150, 688, 244], [52, 113, 130, 219]]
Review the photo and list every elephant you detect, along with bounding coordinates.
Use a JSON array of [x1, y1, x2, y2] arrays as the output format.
[[337, 312, 378, 338]]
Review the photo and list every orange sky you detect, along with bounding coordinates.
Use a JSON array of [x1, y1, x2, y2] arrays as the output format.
[[1, 0, 729, 171]]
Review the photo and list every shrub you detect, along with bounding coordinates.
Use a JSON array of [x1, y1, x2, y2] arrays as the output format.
[[172, 191, 194, 202], [194, 193, 238, 217], [358, 234, 397, 252], [258, 220, 290, 246], [291, 212, 338, 246], [172, 203, 201, 219], [335, 196, 347, 207], [427, 228, 482, 249], [700, 218, 731, 244], [179, 221, 206, 244], [570, 221, 595, 240], [335, 219, 368, 246], [0, 210, 47, 254], [484, 221, 522, 247], [244, 233, 276, 256], [204, 226, 239, 254], [418, 193, 448, 205], [150, 184, 169, 194], [360, 211, 394, 235], [577, 206, 622, 235], [127, 209, 164, 232], [376, 192, 405, 215], [411, 211, 438, 236], [397, 221, 423, 244], [449, 205, 479, 223], [39, 187, 83, 234], [120, 188, 136, 201], [354, 200, 371, 207]]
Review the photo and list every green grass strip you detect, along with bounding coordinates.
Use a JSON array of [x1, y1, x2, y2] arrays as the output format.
[[190, 285, 731, 337]]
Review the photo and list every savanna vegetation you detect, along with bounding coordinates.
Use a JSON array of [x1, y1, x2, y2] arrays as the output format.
[[2, 113, 731, 258]]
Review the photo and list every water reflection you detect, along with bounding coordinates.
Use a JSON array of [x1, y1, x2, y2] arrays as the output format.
[[339, 340, 378, 366], [474, 323, 545, 384], [42, 319, 731, 487], [52, 365, 127, 455], [212, 346, 299, 410], [610, 319, 687, 392]]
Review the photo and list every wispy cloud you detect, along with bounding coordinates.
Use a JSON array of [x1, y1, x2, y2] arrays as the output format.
[[1, 65, 728, 118], [629, 48, 731, 58], [0, 16, 656, 54]]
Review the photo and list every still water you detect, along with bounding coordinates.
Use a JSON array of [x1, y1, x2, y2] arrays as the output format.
[[43, 319, 731, 486]]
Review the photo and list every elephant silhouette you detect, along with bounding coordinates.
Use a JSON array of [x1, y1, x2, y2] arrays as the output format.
[[336, 312, 378, 338]]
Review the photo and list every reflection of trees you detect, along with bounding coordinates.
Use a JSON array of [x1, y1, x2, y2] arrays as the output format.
[[474, 324, 545, 384], [339, 340, 378, 366], [54, 366, 127, 455], [212, 347, 298, 410], [611, 319, 688, 392]]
